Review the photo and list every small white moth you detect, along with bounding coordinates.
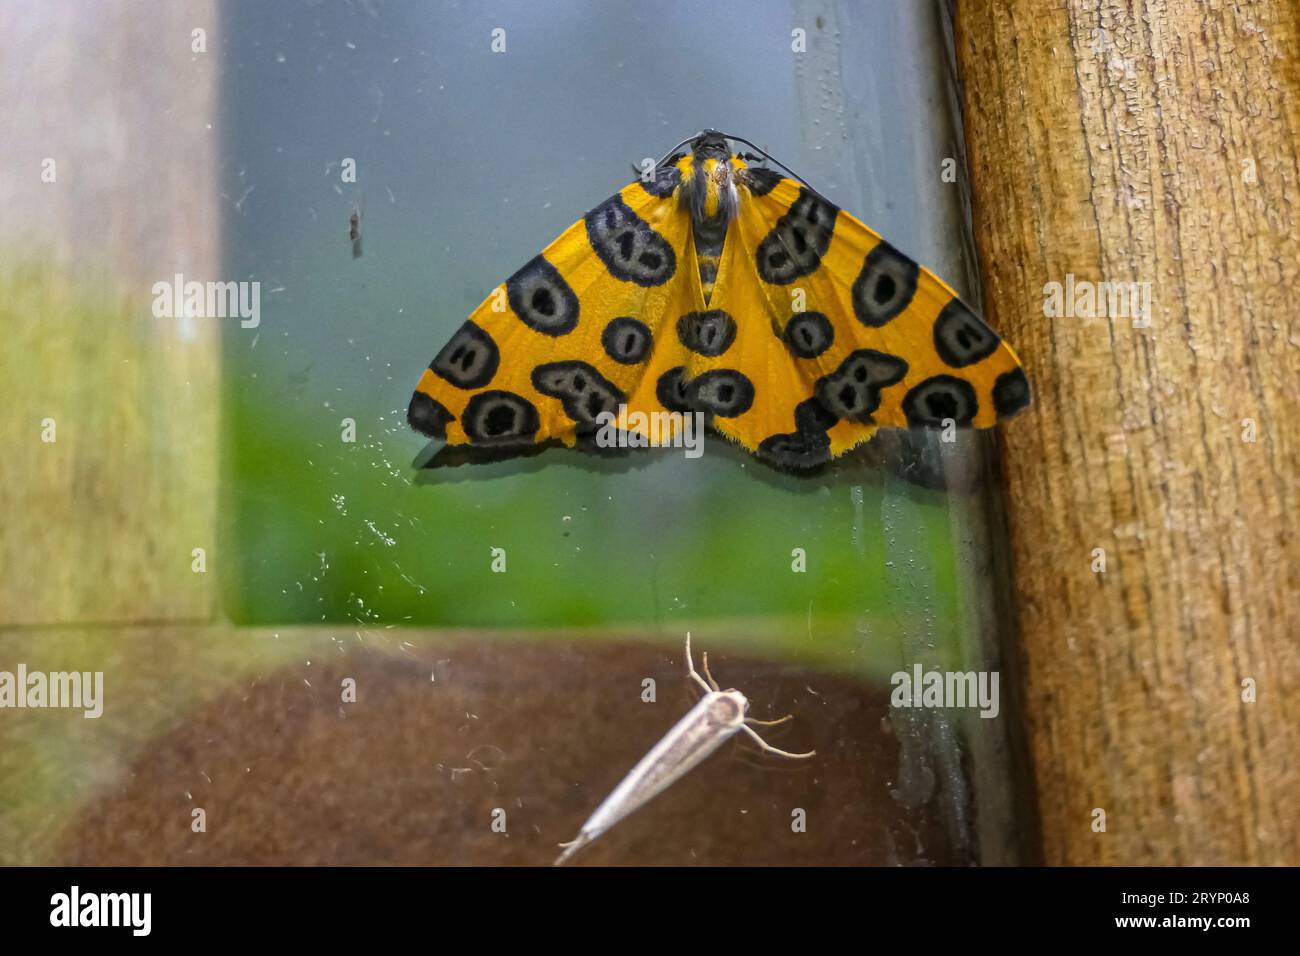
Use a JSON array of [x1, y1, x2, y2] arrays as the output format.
[[554, 632, 815, 865]]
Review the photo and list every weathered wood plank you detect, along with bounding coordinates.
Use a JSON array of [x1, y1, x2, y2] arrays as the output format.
[[956, 0, 1300, 864]]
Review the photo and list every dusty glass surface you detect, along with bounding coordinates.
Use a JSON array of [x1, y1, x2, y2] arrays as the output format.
[[0, 0, 1033, 866]]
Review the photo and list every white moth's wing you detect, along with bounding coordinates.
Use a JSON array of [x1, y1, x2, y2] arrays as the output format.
[[556, 690, 745, 863]]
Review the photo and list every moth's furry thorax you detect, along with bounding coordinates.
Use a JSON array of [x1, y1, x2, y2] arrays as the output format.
[[681, 155, 740, 229]]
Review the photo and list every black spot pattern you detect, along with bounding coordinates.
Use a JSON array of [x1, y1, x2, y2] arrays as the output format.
[[795, 397, 839, 434], [741, 167, 783, 196], [757, 433, 830, 469], [637, 164, 681, 198], [852, 242, 919, 328], [757, 398, 838, 470], [601, 316, 652, 365], [677, 309, 737, 357], [462, 390, 541, 445], [429, 320, 499, 389], [585, 194, 676, 286], [933, 298, 1000, 368], [656, 367, 692, 413], [993, 367, 1031, 417], [407, 392, 455, 440], [902, 376, 978, 427], [757, 189, 838, 285], [531, 360, 625, 428], [506, 255, 580, 336], [783, 311, 834, 359], [686, 369, 754, 418], [815, 349, 908, 423]]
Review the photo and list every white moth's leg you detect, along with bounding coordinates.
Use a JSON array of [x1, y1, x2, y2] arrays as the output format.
[[741, 723, 815, 760], [700, 651, 721, 693], [684, 632, 712, 694], [746, 713, 794, 728]]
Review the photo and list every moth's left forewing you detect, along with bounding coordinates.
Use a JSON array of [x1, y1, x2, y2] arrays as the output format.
[[710, 172, 1029, 465], [794, 184, 1029, 430]]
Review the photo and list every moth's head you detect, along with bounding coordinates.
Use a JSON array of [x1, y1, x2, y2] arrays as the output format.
[[707, 689, 749, 729], [690, 130, 732, 161]]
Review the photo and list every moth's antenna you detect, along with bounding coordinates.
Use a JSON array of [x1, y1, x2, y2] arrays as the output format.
[[651, 135, 699, 171], [714, 132, 815, 190]]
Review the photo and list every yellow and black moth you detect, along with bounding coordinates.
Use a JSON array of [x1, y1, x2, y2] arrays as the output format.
[[407, 130, 1030, 470]]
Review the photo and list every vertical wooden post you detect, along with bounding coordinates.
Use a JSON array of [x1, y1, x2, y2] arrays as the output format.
[[0, 1, 220, 626], [955, 1, 1299, 863]]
